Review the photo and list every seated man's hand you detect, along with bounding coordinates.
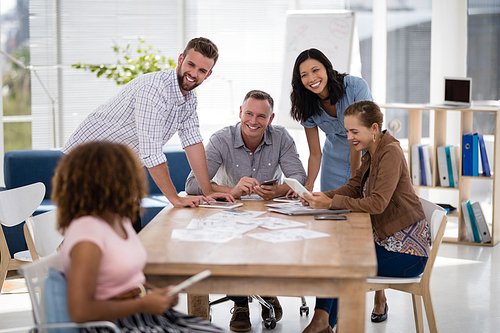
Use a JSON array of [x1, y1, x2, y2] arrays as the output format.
[[303, 192, 331, 209], [253, 180, 278, 201], [206, 192, 236, 203], [285, 188, 298, 198], [231, 177, 261, 198]]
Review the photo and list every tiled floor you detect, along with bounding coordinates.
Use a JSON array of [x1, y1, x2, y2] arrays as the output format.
[[2, 239, 500, 332]]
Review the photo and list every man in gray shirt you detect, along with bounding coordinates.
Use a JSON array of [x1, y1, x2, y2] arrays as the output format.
[[185, 90, 306, 332], [185, 90, 306, 201]]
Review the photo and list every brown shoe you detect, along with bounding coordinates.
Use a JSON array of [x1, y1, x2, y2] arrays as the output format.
[[261, 296, 283, 322], [230, 304, 251, 332]]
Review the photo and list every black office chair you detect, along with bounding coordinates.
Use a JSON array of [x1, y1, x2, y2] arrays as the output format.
[[208, 295, 309, 329]]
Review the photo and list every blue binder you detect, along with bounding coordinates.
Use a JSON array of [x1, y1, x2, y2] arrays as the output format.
[[472, 133, 479, 176], [466, 200, 482, 243], [445, 146, 455, 188], [477, 133, 491, 177], [462, 133, 473, 176], [419, 145, 427, 186]]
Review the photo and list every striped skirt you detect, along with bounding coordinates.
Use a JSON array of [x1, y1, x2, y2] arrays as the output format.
[[86, 309, 224, 333]]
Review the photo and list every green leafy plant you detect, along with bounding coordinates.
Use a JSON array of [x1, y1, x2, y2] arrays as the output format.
[[72, 38, 176, 85]]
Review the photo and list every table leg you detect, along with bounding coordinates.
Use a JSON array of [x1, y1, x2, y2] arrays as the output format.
[[187, 294, 210, 320], [338, 278, 366, 333]]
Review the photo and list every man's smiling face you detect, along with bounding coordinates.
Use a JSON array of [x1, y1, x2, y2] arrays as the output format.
[[239, 97, 274, 144], [176, 49, 214, 95]]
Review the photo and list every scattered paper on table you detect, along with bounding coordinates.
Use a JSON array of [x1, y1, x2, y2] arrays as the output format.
[[171, 229, 241, 243], [247, 228, 330, 243], [207, 209, 266, 221], [186, 218, 259, 234], [250, 217, 306, 230]]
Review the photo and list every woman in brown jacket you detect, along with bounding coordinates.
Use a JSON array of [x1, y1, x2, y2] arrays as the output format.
[[302, 100, 430, 333]]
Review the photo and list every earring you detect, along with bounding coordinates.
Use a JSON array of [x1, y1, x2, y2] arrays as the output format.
[[373, 134, 376, 142]]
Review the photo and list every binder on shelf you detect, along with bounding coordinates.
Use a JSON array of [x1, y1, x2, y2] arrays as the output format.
[[462, 132, 473, 176], [419, 145, 427, 185], [461, 201, 475, 243], [471, 202, 492, 243], [411, 144, 423, 186], [436, 145, 449, 187], [477, 133, 491, 177], [466, 200, 482, 243], [472, 133, 479, 176], [420, 145, 432, 186], [445, 145, 459, 188]]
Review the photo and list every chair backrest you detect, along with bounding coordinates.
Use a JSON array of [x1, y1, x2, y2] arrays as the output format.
[[19, 252, 63, 325], [419, 197, 447, 281], [419, 197, 447, 245], [0, 182, 46, 227], [4, 149, 63, 200], [25, 209, 63, 259]]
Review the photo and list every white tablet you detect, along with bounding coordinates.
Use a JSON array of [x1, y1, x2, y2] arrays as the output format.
[[283, 178, 311, 200], [165, 270, 211, 296]]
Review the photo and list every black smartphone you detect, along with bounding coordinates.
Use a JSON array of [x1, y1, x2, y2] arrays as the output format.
[[261, 179, 278, 186], [314, 215, 347, 220]]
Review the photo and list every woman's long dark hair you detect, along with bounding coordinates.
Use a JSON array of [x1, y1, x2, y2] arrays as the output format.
[[290, 48, 347, 122]]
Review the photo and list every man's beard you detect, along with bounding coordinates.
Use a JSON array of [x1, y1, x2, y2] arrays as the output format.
[[177, 68, 199, 92]]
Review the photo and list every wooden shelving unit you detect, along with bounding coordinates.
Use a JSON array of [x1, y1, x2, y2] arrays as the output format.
[[380, 103, 500, 246]]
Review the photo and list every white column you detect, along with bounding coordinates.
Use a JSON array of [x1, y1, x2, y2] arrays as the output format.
[[371, 0, 387, 104], [429, 0, 468, 205], [430, 1, 468, 145]]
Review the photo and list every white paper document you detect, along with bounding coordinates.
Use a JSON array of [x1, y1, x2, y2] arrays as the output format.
[[171, 229, 242, 243], [186, 218, 259, 234], [247, 228, 330, 243], [250, 217, 306, 230], [207, 209, 266, 221]]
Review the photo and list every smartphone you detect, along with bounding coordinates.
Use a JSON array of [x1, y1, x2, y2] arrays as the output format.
[[314, 215, 347, 220], [165, 270, 212, 296], [261, 179, 278, 186]]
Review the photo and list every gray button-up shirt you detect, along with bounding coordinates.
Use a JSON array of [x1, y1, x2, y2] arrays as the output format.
[[185, 123, 306, 195]]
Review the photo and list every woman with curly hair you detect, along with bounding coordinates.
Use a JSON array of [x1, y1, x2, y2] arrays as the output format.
[[52, 141, 223, 332], [290, 48, 373, 192]]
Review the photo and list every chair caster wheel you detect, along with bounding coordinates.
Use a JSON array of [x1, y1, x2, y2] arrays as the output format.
[[300, 305, 309, 316], [264, 317, 276, 329]]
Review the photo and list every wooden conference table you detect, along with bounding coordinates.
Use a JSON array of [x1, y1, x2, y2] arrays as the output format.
[[139, 200, 377, 333]]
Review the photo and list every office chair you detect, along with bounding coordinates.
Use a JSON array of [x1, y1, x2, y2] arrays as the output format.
[[366, 197, 447, 333], [209, 295, 309, 329], [20, 252, 120, 333], [0, 182, 45, 291], [23, 209, 63, 261]]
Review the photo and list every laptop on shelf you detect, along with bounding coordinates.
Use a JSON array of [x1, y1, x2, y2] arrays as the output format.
[[427, 77, 472, 109]]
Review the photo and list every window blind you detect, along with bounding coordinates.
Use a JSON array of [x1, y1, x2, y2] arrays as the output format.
[[29, 0, 347, 149]]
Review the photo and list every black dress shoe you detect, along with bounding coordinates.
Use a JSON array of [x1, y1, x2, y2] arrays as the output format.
[[371, 303, 388, 323]]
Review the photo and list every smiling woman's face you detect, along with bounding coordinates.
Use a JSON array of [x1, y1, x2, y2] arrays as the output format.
[[344, 115, 376, 153], [299, 58, 329, 98]]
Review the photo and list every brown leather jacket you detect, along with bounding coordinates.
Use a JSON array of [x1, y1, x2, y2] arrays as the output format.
[[324, 130, 425, 240]]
